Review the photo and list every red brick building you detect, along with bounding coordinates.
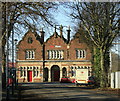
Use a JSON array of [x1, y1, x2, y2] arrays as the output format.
[[16, 28, 92, 83]]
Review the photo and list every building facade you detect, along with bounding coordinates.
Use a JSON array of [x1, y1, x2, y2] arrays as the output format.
[[16, 28, 92, 83]]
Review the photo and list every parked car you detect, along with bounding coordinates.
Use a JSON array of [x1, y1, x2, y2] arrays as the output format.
[[87, 76, 95, 85], [70, 78, 76, 83], [60, 77, 72, 83]]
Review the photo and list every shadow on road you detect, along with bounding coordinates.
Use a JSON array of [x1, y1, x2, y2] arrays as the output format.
[[17, 83, 120, 101]]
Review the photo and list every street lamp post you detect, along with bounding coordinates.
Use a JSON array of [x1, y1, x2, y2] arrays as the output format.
[[5, 3, 10, 100], [6, 30, 10, 100], [14, 39, 18, 88], [11, 26, 15, 95]]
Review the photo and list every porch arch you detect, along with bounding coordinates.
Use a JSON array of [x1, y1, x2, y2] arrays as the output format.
[[51, 65, 60, 81]]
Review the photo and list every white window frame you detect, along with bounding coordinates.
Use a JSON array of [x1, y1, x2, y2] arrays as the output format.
[[76, 49, 86, 59], [20, 67, 26, 78], [26, 50, 35, 59], [33, 67, 40, 78], [48, 50, 64, 59]]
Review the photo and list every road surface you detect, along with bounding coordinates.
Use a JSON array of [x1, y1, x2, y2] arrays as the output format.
[[18, 82, 120, 101]]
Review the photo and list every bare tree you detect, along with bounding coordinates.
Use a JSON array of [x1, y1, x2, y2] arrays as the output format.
[[1, 2, 57, 86], [68, 2, 120, 87]]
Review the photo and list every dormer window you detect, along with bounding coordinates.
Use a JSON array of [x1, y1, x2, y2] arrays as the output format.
[[28, 37, 33, 44]]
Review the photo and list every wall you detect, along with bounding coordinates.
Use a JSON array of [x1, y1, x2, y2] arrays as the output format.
[[111, 71, 120, 88], [16, 31, 92, 83], [45, 34, 67, 60], [69, 38, 92, 60], [17, 31, 43, 60]]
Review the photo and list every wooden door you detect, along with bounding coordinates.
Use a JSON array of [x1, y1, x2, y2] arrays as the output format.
[[54, 70, 60, 81], [28, 71, 32, 82]]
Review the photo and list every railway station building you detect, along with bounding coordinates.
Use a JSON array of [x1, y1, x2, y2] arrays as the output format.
[[16, 27, 92, 83]]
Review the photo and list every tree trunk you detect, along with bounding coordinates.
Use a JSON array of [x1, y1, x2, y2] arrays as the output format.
[[2, 40, 6, 88], [100, 48, 108, 88], [92, 47, 100, 87]]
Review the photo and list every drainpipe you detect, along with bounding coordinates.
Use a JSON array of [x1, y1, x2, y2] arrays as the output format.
[[40, 28, 45, 82], [60, 25, 63, 38]]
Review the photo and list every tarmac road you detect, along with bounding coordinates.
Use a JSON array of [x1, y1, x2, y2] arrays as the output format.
[[18, 82, 120, 101]]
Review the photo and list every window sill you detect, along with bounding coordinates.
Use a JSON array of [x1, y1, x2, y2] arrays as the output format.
[[33, 77, 40, 78], [47, 58, 64, 60], [25, 58, 35, 60]]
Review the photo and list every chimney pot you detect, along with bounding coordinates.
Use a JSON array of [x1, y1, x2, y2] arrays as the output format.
[[54, 25, 57, 38]]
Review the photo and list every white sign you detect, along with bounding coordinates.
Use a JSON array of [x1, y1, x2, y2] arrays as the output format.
[[55, 45, 61, 48]]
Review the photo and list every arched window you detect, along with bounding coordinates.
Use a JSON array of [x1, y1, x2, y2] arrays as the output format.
[[28, 37, 33, 44]]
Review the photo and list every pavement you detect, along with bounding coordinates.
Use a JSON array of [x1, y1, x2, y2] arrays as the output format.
[[2, 84, 21, 101]]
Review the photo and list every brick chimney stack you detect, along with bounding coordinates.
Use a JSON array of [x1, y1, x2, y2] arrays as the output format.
[[54, 25, 57, 38], [67, 26, 71, 44], [40, 28, 45, 44], [60, 25, 63, 38]]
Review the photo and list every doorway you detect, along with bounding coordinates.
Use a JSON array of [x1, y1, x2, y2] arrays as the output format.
[[27, 71, 32, 82], [51, 65, 60, 82]]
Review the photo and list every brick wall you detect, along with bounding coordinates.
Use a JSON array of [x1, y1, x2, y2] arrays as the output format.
[[17, 31, 92, 61], [69, 38, 92, 60], [45, 34, 67, 60], [17, 31, 43, 60]]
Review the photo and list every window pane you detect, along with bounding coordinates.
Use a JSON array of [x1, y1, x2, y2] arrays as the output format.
[[51, 50, 53, 59], [28, 37, 33, 44], [48, 50, 49, 59], [80, 50, 82, 58], [20, 71, 23, 77], [83, 50, 86, 58], [37, 71, 39, 77], [47, 50, 64, 59], [76, 49, 86, 59], [26, 50, 35, 59], [54, 51, 56, 59], [76, 50, 78, 58], [24, 71, 26, 77], [28, 51, 31, 59], [49, 50, 51, 59]]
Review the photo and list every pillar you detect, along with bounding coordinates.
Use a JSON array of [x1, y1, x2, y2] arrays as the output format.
[[60, 69, 62, 80], [48, 69, 51, 82]]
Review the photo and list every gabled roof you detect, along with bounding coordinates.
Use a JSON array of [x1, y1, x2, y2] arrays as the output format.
[[17, 30, 42, 46], [69, 33, 81, 44], [45, 31, 67, 44], [18, 30, 68, 46]]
